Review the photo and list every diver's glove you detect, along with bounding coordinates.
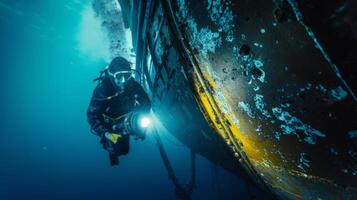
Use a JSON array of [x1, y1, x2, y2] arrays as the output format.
[[100, 132, 123, 154], [105, 132, 123, 144]]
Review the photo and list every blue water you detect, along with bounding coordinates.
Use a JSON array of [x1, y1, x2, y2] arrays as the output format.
[[0, 1, 268, 199]]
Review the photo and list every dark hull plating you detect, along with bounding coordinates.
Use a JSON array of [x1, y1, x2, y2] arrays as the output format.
[[119, 0, 357, 199]]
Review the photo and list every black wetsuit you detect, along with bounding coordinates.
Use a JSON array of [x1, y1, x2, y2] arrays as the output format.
[[87, 75, 151, 156]]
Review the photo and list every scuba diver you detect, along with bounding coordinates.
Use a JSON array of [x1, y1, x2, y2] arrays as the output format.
[[87, 56, 151, 166]]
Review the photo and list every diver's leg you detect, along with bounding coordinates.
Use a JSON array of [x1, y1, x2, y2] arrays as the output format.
[[121, 136, 130, 155], [109, 153, 119, 166]]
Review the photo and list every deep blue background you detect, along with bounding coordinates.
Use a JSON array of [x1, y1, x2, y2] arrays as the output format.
[[0, 1, 266, 199]]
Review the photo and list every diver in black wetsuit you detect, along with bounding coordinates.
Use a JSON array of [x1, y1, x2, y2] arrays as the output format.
[[87, 57, 151, 165]]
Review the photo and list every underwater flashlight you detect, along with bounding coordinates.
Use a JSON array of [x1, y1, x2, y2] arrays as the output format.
[[139, 116, 151, 129], [124, 112, 152, 139]]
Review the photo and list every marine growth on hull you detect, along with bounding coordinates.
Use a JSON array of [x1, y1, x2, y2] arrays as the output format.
[[103, 0, 357, 199]]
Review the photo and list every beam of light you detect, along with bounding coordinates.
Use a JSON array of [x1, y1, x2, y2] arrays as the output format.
[[139, 116, 151, 129]]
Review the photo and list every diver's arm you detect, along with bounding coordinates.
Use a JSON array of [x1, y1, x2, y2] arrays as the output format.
[[87, 84, 109, 137], [133, 81, 151, 112]]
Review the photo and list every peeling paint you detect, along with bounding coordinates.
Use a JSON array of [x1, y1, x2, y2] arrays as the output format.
[[272, 107, 326, 144], [349, 149, 357, 160], [238, 101, 254, 119], [330, 148, 338, 155], [176, 0, 222, 58], [274, 131, 281, 141], [253, 59, 265, 83], [353, 170, 357, 176], [206, 0, 235, 42], [293, 83, 348, 103], [254, 42, 263, 48], [254, 94, 271, 118], [349, 130, 357, 139], [297, 153, 311, 172], [329, 86, 348, 101], [191, 26, 221, 57]]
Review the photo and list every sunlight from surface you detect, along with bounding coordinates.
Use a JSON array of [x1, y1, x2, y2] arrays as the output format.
[[77, 4, 110, 62]]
